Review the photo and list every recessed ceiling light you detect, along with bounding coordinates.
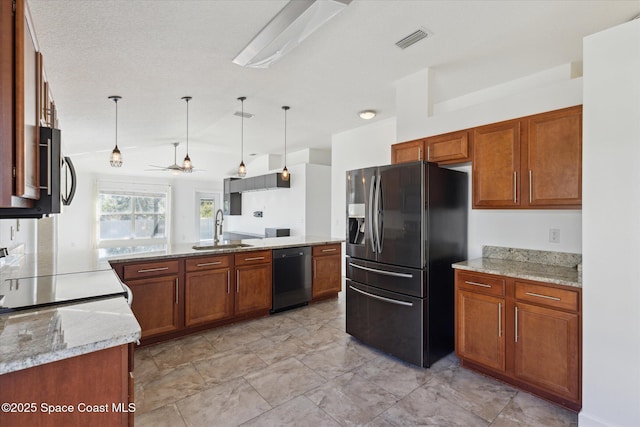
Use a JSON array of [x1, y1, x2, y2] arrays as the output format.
[[359, 110, 376, 120]]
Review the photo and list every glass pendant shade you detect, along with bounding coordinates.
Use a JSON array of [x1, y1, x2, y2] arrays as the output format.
[[281, 105, 290, 181], [182, 96, 193, 173], [238, 96, 247, 177], [108, 95, 123, 167]]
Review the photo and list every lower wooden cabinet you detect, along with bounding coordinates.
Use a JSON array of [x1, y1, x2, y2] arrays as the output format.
[[235, 251, 272, 316], [312, 244, 342, 300], [185, 266, 233, 327], [455, 270, 581, 410], [128, 274, 181, 339], [0, 344, 133, 427]]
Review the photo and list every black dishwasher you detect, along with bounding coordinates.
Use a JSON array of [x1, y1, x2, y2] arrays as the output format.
[[271, 246, 311, 313]]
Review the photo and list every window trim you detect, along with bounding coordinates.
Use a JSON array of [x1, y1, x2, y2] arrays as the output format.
[[95, 180, 172, 249], [195, 191, 220, 241]]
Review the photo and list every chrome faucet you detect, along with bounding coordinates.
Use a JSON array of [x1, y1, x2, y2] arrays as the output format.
[[214, 209, 224, 244]]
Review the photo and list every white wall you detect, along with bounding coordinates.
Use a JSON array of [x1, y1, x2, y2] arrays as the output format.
[[0, 218, 37, 253], [330, 66, 584, 259], [304, 163, 331, 236], [581, 19, 640, 427]]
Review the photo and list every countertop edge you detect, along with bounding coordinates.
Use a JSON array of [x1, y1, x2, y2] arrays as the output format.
[[452, 261, 581, 289]]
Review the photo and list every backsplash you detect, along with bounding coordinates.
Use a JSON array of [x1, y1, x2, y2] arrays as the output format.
[[483, 245, 582, 268]]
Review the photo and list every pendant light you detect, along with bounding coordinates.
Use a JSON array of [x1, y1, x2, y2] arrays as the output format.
[[281, 105, 290, 181], [108, 95, 122, 167], [181, 96, 193, 173], [237, 96, 247, 177]]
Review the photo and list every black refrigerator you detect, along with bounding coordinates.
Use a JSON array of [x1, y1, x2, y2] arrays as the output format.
[[345, 161, 467, 367]]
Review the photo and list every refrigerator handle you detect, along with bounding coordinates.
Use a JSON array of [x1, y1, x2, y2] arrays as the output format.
[[376, 175, 383, 253], [368, 175, 377, 253]]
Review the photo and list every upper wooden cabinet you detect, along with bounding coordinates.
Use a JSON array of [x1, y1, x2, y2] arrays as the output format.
[[391, 130, 472, 165], [0, 0, 46, 207], [473, 105, 582, 209]]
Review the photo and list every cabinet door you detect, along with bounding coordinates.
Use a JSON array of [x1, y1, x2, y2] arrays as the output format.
[[527, 106, 582, 207], [391, 139, 425, 164], [514, 302, 580, 401], [235, 264, 272, 316], [312, 254, 342, 299], [14, 0, 39, 200], [456, 289, 506, 372], [185, 268, 233, 326], [473, 120, 521, 208], [128, 275, 181, 338], [426, 130, 471, 164]]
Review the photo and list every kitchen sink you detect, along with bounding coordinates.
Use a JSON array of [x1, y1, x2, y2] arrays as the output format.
[[192, 241, 253, 250]]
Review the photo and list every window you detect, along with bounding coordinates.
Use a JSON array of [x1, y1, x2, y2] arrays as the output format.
[[196, 192, 220, 241], [96, 181, 171, 257]]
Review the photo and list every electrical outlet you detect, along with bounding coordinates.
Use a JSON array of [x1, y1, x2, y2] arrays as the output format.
[[549, 228, 560, 243]]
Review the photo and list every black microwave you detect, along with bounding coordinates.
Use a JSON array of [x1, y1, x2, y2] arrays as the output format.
[[0, 127, 76, 219]]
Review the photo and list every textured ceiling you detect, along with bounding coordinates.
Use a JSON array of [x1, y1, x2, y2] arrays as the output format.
[[27, 0, 639, 182]]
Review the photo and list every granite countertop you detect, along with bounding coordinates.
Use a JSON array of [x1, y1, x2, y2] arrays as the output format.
[[452, 246, 582, 288], [0, 297, 141, 375], [107, 235, 344, 264]]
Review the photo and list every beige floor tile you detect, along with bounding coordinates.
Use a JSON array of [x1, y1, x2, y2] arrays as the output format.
[[149, 334, 216, 370], [426, 364, 518, 422], [354, 354, 434, 398], [245, 357, 327, 406], [203, 322, 265, 353], [135, 363, 206, 414], [298, 340, 373, 379], [134, 403, 186, 427], [306, 371, 399, 426], [247, 333, 310, 365], [376, 386, 490, 426], [193, 347, 267, 384], [491, 392, 578, 427], [241, 395, 341, 427], [177, 377, 271, 427], [133, 347, 161, 384]]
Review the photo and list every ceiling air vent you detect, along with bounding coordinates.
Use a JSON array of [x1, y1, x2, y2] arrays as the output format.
[[395, 28, 432, 50], [234, 111, 254, 118]]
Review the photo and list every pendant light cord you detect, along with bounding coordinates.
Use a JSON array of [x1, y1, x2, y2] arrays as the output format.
[[114, 98, 118, 149]]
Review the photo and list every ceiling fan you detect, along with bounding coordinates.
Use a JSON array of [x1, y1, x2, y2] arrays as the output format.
[[146, 142, 201, 174]]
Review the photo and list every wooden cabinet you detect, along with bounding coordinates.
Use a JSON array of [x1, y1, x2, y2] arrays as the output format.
[[122, 260, 182, 339], [455, 272, 506, 372], [185, 255, 233, 326], [312, 243, 342, 300], [391, 130, 472, 166], [473, 106, 582, 209], [0, 344, 133, 426], [0, 0, 41, 207], [472, 119, 521, 208], [454, 269, 581, 410], [234, 250, 272, 316]]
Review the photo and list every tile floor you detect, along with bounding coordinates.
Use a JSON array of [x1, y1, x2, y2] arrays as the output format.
[[133, 293, 578, 427]]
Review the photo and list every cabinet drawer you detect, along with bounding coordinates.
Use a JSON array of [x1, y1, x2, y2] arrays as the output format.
[[123, 260, 180, 280], [515, 281, 579, 312], [235, 250, 271, 266], [312, 244, 341, 257], [186, 255, 231, 272], [456, 271, 505, 297]]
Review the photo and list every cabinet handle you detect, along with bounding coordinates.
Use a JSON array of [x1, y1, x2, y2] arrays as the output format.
[[244, 256, 265, 261], [498, 302, 502, 337], [196, 261, 222, 267], [39, 138, 52, 195], [427, 145, 431, 161], [525, 291, 561, 301], [236, 271, 239, 293], [314, 259, 317, 279], [321, 248, 337, 252], [137, 267, 169, 273], [513, 171, 517, 204], [529, 170, 533, 204], [418, 147, 422, 161], [227, 271, 230, 294], [515, 306, 519, 343], [175, 278, 179, 305], [464, 280, 491, 288]]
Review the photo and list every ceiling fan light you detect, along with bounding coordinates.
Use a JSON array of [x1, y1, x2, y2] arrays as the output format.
[[110, 146, 122, 167], [238, 160, 247, 178]]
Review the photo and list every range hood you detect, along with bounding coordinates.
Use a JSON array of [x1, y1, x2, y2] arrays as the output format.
[[228, 172, 290, 193]]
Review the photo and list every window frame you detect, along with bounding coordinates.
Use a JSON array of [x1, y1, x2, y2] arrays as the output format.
[[195, 191, 220, 241]]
